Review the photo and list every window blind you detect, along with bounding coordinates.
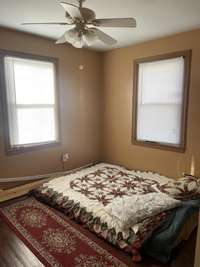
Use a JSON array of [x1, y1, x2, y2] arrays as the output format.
[[4, 56, 58, 147], [136, 57, 185, 146]]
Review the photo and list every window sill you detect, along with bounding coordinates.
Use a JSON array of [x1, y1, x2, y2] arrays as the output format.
[[132, 139, 186, 153], [6, 141, 61, 155]]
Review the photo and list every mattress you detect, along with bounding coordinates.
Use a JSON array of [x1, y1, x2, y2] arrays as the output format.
[[33, 163, 184, 261]]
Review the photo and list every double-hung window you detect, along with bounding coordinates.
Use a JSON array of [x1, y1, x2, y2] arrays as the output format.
[[133, 51, 191, 152], [0, 51, 60, 153]]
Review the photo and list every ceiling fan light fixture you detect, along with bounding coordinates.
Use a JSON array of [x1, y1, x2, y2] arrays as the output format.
[[72, 33, 84, 48], [83, 29, 98, 46], [55, 34, 67, 44], [64, 27, 79, 44]]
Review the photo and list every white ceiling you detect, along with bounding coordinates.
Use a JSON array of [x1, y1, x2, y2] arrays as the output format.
[[0, 0, 200, 51]]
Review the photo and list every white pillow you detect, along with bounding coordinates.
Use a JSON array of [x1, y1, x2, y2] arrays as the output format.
[[105, 193, 181, 230]]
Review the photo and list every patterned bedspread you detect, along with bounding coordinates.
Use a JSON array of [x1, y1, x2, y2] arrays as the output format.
[[33, 163, 177, 261]]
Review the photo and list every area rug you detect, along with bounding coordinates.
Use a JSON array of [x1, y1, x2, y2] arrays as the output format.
[[0, 197, 129, 267]]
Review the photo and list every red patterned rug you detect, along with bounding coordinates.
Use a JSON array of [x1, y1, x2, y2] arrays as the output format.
[[0, 197, 130, 267]]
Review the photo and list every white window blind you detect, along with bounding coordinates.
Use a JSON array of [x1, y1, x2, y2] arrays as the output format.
[[4, 56, 59, 148], [136, 57, 185, 146]]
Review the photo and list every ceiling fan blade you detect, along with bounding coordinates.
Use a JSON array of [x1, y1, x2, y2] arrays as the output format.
[[93, 18, 137, 28], [60, 2, 82, 19], [90, 28, 117, 45], [22, 22, 72, 25]]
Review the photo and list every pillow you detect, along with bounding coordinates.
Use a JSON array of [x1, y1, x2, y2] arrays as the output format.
[[160, 175, 200, 200], [104, 193, 181, 230]]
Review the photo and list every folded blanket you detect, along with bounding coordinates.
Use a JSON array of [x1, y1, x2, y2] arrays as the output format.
[[105, 193, 181, 230]]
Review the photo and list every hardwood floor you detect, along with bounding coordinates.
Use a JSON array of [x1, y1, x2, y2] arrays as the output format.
[[0, 219, 43, 267], [0, 217, 195, 267]]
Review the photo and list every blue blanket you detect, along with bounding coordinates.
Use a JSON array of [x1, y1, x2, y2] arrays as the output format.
[[142, 199, 200, 263]]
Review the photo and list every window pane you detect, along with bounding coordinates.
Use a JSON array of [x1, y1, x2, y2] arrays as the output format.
[[136, 56, 185, 146], [137, 104, 182, 144], [13, 58, 55, 104], [4, 56, 59, 148], [16, 108, 57, 145], [138, 57, 184, 105]]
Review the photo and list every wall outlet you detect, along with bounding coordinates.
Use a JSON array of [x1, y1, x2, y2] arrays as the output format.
[[61, 153, 70, 163]]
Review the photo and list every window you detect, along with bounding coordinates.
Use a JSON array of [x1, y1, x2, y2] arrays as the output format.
[[133, 51, 191, 152], [0, 51, 60, 153]]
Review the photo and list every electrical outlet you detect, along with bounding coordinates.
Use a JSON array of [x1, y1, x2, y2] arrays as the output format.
[[61, 153, 70, 163]]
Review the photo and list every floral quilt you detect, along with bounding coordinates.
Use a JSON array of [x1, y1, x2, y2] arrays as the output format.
[[33, 163, 182, 262]]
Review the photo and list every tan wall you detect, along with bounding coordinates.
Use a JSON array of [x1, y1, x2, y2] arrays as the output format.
[[101, 29, 200, 178], [1, 27, 200, 180], [0, 28, 102, 178]]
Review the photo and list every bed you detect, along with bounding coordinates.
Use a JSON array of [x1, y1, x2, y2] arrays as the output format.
[[33, 163, 200, 262]]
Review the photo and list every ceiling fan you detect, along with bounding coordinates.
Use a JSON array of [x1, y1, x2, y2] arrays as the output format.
[[22, 0, 137, 48]]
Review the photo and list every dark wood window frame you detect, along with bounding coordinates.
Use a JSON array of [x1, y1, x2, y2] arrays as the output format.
[[0, 49, 61, 155], [132, 50, 192, 153]]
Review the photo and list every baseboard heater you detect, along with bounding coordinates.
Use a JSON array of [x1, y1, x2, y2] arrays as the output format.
[[0, 163, 96, 203], [0, 162, 95, 183]]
